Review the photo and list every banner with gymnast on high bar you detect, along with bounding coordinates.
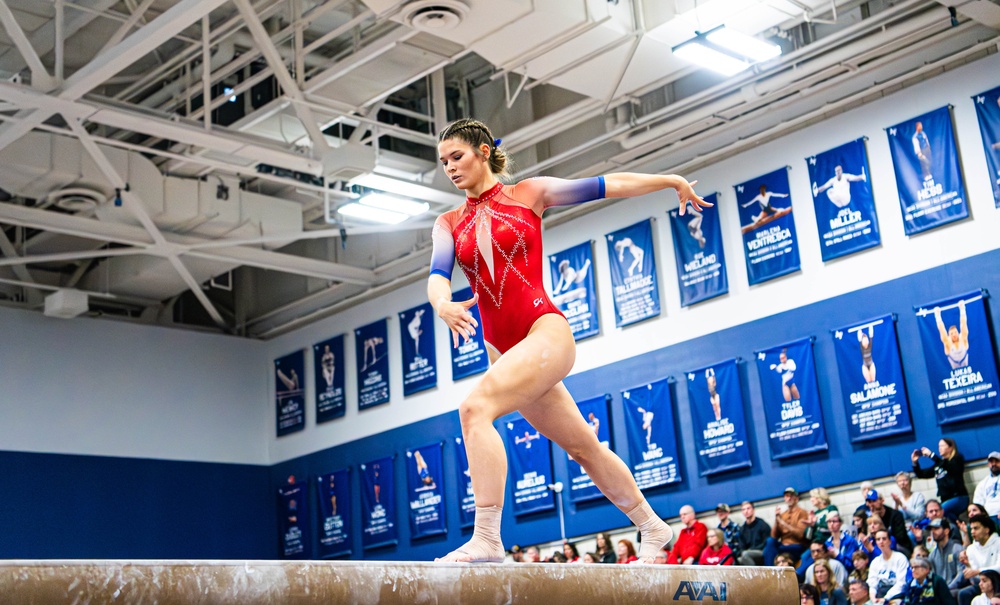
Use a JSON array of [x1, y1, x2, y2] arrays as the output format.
[[914, 291, 1000, 424]]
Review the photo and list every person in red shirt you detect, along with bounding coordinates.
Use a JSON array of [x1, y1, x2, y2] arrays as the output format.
[[616, 539, 638, 564], [668, 505, 708, 564], [700, 528, 735, 565]]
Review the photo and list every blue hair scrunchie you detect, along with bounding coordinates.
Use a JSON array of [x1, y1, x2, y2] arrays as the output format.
[[493, 138, 502, 147]]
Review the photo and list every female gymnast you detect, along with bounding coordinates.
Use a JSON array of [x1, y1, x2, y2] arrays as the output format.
[[428, 118, 710, 563]]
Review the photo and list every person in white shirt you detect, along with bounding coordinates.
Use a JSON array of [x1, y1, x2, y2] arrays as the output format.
[[960, 516, 1000, 605], [869, 529, 911, 604], [973, 453, 1000, 519]]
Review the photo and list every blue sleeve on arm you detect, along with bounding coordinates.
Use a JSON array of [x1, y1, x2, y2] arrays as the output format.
[[541, 176, 606, 208], [428, 219, 455, 281]]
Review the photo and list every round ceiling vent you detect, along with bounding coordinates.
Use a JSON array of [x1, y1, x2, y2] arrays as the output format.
[[45, 187, 108, 213], [401, 0, 468, 32]]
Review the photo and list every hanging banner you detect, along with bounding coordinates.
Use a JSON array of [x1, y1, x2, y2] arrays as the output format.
[[605, 219, 661, 327], [313, 335, 346, 423], [355, 319, 390, 410], [754, 338, 829, 459], [886, 106, 968, 234], [565, 395, 612, 503], [806, 138, 881, 261], [621, 378, 682, 489], [399, 303, 437, 396], [275, 349, 305, 437], [548, 241, 600, 340], [316, 469, 351, 559], [450, 287, 489, 380], [278, 482, 309, 559], [685, 359, 752, 476], [914, 291, 1000, 424], [504, 415, 555, 516], [405, 442, 446, 539], [831, 315, 913, 442], [668, 193, 728, 306], [735, 167, 801, 285], [453, 436, 476, 528], [360, 456, 397, 549], [973, 86, 1000, 207]]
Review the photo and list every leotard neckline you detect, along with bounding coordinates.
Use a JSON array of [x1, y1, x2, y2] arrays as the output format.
[[466, 182, 503, 207]]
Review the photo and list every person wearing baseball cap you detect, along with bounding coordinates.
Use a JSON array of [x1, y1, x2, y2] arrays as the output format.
[[926, 517, 964, 592], [763, 487, 810, 566], [973, 452, 1000, 521], [715, 503, 741, 559]]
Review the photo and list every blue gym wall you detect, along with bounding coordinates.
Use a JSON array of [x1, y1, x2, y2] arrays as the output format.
[[269, 246, 1000, 561]]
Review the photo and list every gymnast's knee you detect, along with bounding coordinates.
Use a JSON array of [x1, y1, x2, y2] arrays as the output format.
[[458, 394, 498, 427]]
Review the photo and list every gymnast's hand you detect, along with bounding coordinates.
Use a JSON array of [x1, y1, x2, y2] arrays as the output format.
[[438, 292, 480, 347], [676, 179, 711, 216]]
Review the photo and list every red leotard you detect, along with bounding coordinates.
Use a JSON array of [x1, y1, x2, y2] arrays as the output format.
[[430, 177, 604, 354]]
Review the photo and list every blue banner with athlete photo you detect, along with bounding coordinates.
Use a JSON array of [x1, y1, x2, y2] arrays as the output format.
[[453, 436, 476, 528], [754, 338, 828, 459], [806, 138, 881, 261], [450, 287, 489, 380], [548, 241, 600, 340], [621, 378, 682, 489], [886, 106, 968, 234], [316, 469, 351, 558], [360, 456, 397, 549], [406, 442, 446, 539], [565, 395, 612, 503], [278, 482, 309, 559], [504, 415, 555, 515], [735, 167, 801, 285], [685, 359, 752, 476], [399, 303, 437, 396], [668, 193, 728, 306], [831, 315, 913, 442], [605, 219, 660, 327], [914, 291, 1000, 424], [355, 319, 389, 409], [275, 350, 305, 437], [973, 86, 1000, 207], [313, 335, 346, 423]]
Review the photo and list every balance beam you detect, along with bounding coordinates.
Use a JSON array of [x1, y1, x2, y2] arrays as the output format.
[[0, 560, 798, 604]]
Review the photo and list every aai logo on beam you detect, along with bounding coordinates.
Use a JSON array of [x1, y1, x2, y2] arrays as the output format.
[[673, 581, 727, 601]]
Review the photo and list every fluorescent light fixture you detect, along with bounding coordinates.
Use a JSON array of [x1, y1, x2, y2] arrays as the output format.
[[672, 25, 781, 76], [337, 202, 409, 224], [349, 172, 464, 206], [359, 192, 430, 217], [706, 28, 781, 62], [673, 40, 751, 76]]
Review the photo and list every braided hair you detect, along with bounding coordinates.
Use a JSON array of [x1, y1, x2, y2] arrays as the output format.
[[438, 118, 510, 179]]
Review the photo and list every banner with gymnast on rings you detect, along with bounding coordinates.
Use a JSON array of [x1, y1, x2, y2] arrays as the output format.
[[914, 290, 1000, 424], [972, 85, 1000, 207], [605, 219, 661, 327], [405, 442, 446, 539], [754, 338, 828, 459], [734, 167, 801, 285], [621, 378, 682, 489], [831, 314, 913, 443], [685, 359, 752, 476], [504, 415, 555, 516], [886, 106, 968, 235], [806, 138, 881, 261], [548, 241, 600, 341], [668, 193, 728, 306]]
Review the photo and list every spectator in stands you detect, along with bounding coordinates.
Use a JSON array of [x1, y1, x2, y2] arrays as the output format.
[[857, 482, 878, 517], [765, 487, 812, 566], [668, 505, 708, 564], [508, 544, 524, 562], [915, 500, 946, 548], [962, 507, 994, 549], [716, 503, 741, 558], [852, 550, 871, 584], [802, 583, 823, 605], [700, 528, 735, 565], [913, 439, 970, 523], [616, 538, 638, 564], [829, 512, 862, 572], [524, 545, 541, 562], [738, 500, 772, 565], [849, 576, 875, 605], [972, 453, 1000, 524], [861, 515, 899, 558], [653, 548, 669, 564], [958, 515, 1000, 605], [563, 541, 580, 563], [904, 555, 957, 605], [894, 472, 928, 530], [926, 518, 967, 596], [582, 552, 598, 563], [776, 552, 797, 568], [970, 570, 1000, 605], [810, 488, 841, 545], [807, 540, 850, 587], [549, 551, 567, 563], [868, 529, 912, 604], [595, 532, 617, 563], [814, 559, 850, 605], [868, 490, 916, 557]]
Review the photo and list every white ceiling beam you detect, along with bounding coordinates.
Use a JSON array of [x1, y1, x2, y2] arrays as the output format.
[[0, 0, 57, 91], [98, 0, 158, 55], [0, 225, 36, 283], [304, 26, 420, 94], [0, 247, 147, 268]]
